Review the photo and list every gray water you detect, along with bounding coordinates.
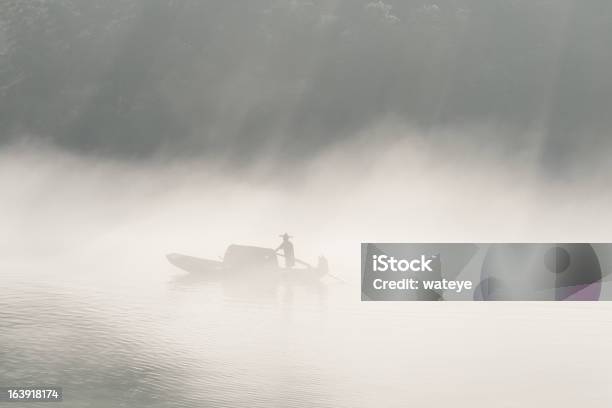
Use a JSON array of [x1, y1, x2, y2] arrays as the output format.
[[3, 262, 612, 408]]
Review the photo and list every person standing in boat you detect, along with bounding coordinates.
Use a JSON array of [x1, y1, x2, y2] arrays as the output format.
[[276, 233, 295, 269]]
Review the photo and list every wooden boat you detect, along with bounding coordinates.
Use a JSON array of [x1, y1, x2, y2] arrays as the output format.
[[167, 244, 328, 284]]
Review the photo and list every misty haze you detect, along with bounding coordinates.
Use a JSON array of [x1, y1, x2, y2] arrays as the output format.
[[2, 1, 612, 407]]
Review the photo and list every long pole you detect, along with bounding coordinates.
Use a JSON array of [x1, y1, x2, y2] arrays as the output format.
[[276, 251, 346, 283]]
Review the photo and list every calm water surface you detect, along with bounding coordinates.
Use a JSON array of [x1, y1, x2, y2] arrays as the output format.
[[2, 261, 612, 407]]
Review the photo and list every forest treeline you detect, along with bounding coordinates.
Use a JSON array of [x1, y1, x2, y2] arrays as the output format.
[[1, 0, 611, 164]]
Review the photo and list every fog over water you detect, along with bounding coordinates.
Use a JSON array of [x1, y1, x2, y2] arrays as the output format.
[[2, 1, 612, 407], [3, 124, 612, 269], [2, 131, 612, 407]]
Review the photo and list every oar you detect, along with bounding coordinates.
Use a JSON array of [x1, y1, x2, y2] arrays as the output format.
[[322, 271, 346, 283], [275, 251, 313, 268], [276, 252, 346, 283]]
